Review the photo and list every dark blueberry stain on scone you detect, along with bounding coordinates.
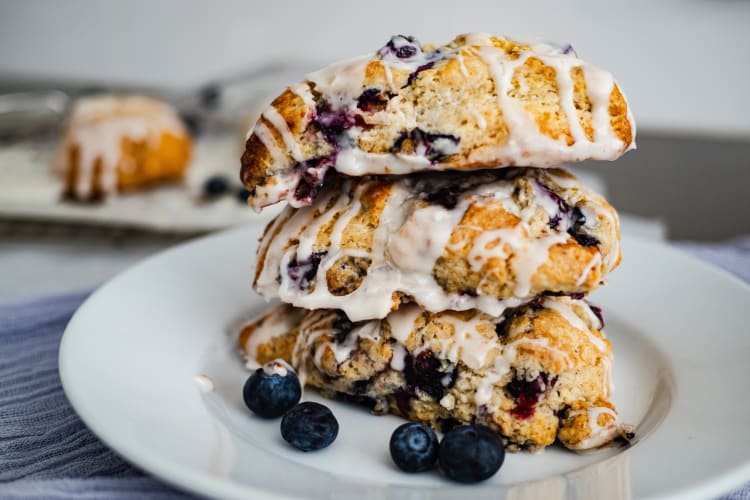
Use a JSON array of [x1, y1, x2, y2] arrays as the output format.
[[286, 251, 327, 290], [390, 128, 460, 162], [506, 372, 557, 419], [588, 302, 605, 327], [405, 61, 436, 87], [292, 157, 333, 204], [544, 291, 584, 300], [568, 206, 599, 247], [376, 35, 446, 88], [331, 310, 356, 342], [537, 182, 569, 229], [537, 181, 600, 247], [315, 100, 366, 145], [404, 351, 457, 400], [377, 35, 423, 61], [394, 389, 412, 416], [356, 88, 390, 113], [419, 183, 464, 210]]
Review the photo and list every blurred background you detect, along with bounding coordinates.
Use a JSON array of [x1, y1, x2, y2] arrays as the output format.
[[1, 0, 748, 298]]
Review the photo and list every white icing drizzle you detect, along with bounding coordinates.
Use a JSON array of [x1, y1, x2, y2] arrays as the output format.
[[264, 296, 613, 423], [383, 64, 396, 93], [386, 303, 423, 343], [503, 336, 573, 370], [542, 298, 608, 353], [244, 33, 635, 209], [390, 342, 407, 371], [433, 312, 499, 370], [54, 95, 187, 199], [306, 54, 371, 107], [320, 321, 380, 367], [455, 51, 469, 77], [261, 106, 304, 162], [474, 356, 512, 408], [576, 252, 602, 286], [470, 107, 487, 130], [335, 148, 431, 176], [239, 304, 306, 368], [387, 202, 469, 275], [251, 122, 287, 166], [291, 310, 383, 375], [321, 39, 633, 177], [565, 405, 620, 450], [256, 170, 616, 321], [289, 82, 316, 109], [263, 359, 293, 377], [542, 297, 613, 393], [193, 374, 215, 393]]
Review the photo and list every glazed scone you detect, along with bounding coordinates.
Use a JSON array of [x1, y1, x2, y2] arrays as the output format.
[[54, 95, 192, 200], [241, 32, 635, 209], [238, 297, 628, 451], [254, 167, 620, 321]]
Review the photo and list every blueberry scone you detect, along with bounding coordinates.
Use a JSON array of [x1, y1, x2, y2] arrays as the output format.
[[255, 167, 620, 321], [239, 297, 628, 451], [241, 32, 635, 209], [54, 95, 192, 200]]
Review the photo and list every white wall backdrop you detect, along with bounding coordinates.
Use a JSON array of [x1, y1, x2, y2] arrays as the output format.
[[0, 0, 749, 137]]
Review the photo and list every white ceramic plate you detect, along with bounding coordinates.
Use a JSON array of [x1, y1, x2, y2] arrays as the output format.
[[59, 226, 750, 499], [0, 135, 282, 233]]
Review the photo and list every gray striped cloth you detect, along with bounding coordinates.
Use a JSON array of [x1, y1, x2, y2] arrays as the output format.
[[1, 238, 749, 499]]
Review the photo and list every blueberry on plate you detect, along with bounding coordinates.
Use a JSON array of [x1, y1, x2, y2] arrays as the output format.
[[242, 360, 301, 418], [389, 422, 439, 472], [236, 187, 252, 203], [438, 424, 505, 483], [281, 402, 339, 452], [202, 175, 229, 199]]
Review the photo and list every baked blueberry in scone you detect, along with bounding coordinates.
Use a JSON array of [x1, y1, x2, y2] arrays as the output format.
[[238, 297, 629, 452], [240, 33, 635, 209]]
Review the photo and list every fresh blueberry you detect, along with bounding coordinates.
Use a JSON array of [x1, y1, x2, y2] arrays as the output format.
[[179, 111, 203, 136], [281, 402, 339, 451], [389, 422, 439, 472], [199, 84, 221, 109], [202, 175, 229, 199], [438, 425, 505, 483], [236, 187, 252, 203], [242, 360, 301, 418]]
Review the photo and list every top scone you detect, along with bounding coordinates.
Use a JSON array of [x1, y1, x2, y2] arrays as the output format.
[[241, 32, 635, 209]]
